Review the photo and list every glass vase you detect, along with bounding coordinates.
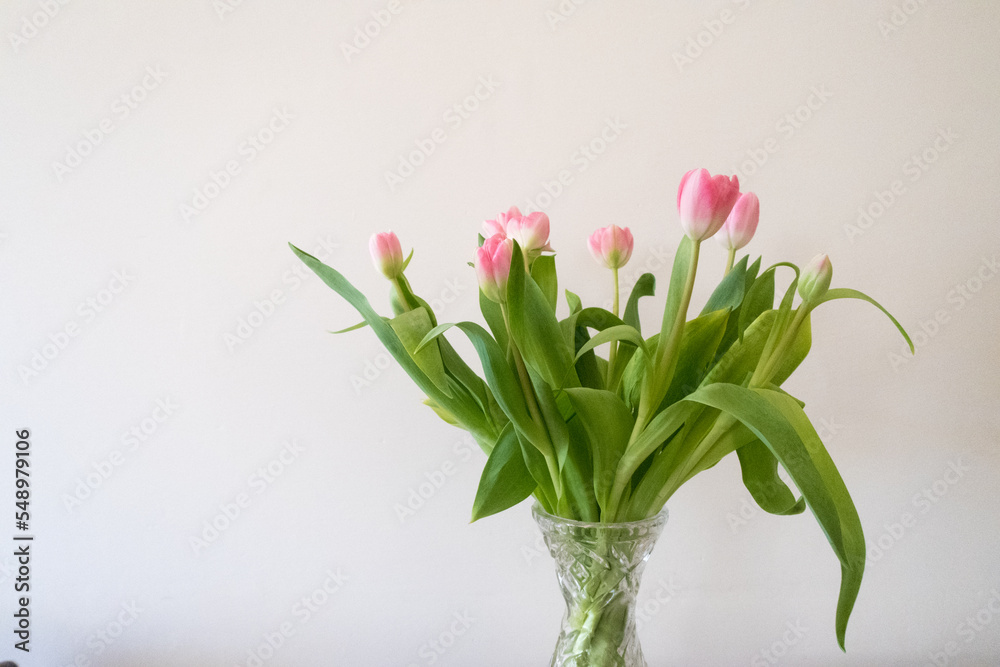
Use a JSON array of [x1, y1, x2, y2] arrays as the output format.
[[532, 503, 668, 667]]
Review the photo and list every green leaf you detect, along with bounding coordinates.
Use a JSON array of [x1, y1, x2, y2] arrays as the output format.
[[570, 325, 605, 391], [700, 255, 748, 315], [479, 289, 509, 353], [817, 287, 914, 353], [623, 273, 656, 335], [564, 388, 635, 515], [329, 321, 367, 334], [527, 367, 570, 470], [413, 321, 547, 449], [389, 308, 452, 397], [736, 440, 806, 515], [401, 247, 414, 271], [507, 242, 579, 389], [471, 423, 537, 521], [660, 309, 729, 407], [659, 236, 693, 342], [684, 383, 864, 650], [289, 244, 490, 441], [565, 289, 583, 315], [573, 324, 650, 363], [738, 266, 776, 342], [531, 255, 558, 313]]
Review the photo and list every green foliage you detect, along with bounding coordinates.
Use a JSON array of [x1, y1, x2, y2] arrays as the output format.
[[292, 221, 912, 650]]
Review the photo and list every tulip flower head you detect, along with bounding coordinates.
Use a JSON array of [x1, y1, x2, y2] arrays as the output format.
[[716, 192, 760, 251], [483, 206, 521, 239], [587, 225, 634, 270], [506, 211, 553, 259], [799, 254, 833, 304], [369, 231, 404, 279], [677, 168, 741, 241], [475, 234, 514, 303]]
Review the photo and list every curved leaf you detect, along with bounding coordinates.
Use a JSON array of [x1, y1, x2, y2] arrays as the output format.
[[573, 324, 649, 363], [329, 321, 368, 334], [623, 273, 656, 335], [817, 287, 914, 353]]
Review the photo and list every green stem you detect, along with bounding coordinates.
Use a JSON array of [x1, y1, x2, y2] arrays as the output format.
[[752, 305, 809, 387], [607, 268, 620, 388], [391, 278, 410, 312], [501, 303, 562, 501], [724, 247, 736, 276]]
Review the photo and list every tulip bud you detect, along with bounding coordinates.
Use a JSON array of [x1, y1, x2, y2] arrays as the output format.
[[483, 206, 521, 239], [369, 231, 404, 279], [676, 168, 741, 241], [798, 254, 833, 304], [475, 234, 514, 303], [506, 211, 553, 258], [716, 192, 759, 251], [587, 225, 634, 270]]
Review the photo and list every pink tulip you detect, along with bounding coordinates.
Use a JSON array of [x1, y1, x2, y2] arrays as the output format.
[[475, 234, 514, 303], [798, 254, 833, 303], [506, 211, 553, 257], [716, 192, 760, 251], [483, 206, 521, 239], [676, 168, 741, 241], [369, 231, 404, 279], [587, 225, 634, 270]]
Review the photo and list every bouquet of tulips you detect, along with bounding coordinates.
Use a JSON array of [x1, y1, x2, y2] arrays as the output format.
[[290, 168, 912, 651]]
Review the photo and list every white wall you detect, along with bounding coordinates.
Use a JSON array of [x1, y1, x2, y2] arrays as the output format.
[[2, 1, 999, 665]]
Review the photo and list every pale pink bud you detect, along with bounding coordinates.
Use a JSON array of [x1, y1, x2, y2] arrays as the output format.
[[798, 254, 833, 303], [506, 211, 553, 257], [483, 206, 521, 239], [475, 234, 514, 303], [716, 192, 760, 251], [676, 168, 741, 241], [587, 225, 634, 270], [369, 231, 404, 279]]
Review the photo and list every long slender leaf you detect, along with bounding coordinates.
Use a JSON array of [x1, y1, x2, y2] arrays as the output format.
[[817, 287, 914, 353], [531, 255, 558, 313], [623, 273, 656, 335], [289, 244, 491, 441], [736, 440, 806, 515], [683, 383, 863, 650], [573, 324, 649, 362]]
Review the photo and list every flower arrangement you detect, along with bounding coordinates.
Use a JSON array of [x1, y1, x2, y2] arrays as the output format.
[[290, 168, 913, 652]]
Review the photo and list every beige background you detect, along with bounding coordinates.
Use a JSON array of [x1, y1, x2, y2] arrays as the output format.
[[2, 1, 999, 665]]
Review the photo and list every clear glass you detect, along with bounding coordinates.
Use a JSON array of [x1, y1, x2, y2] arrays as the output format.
[[532, 503, 668, 667]]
